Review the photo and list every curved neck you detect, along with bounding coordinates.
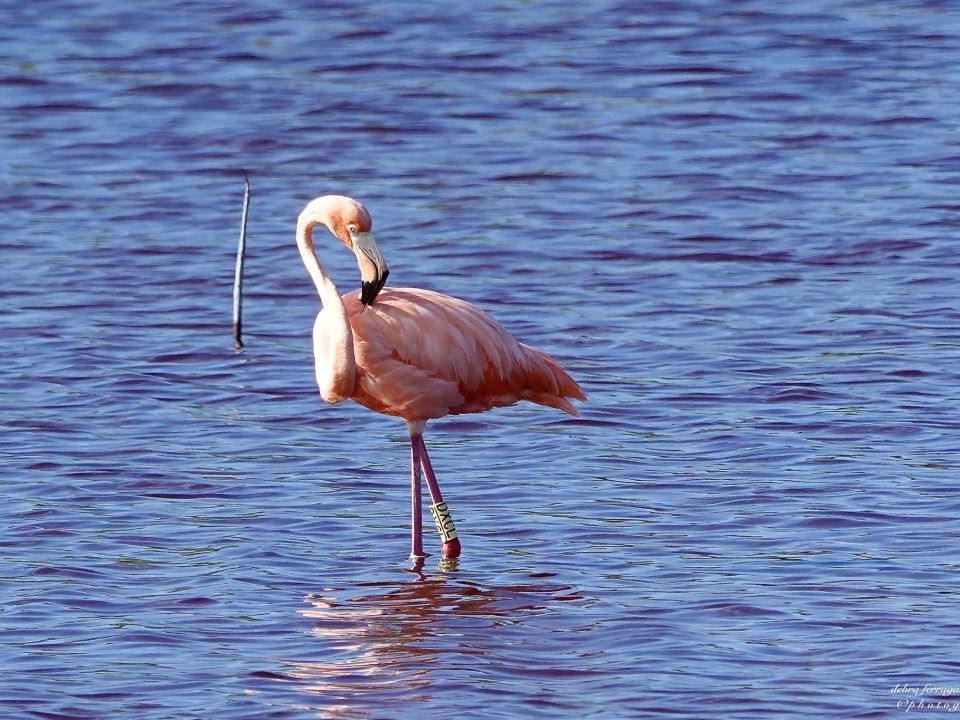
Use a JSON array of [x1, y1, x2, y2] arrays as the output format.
[[296, 214, 357, 404], [297, 218, 343, 309]]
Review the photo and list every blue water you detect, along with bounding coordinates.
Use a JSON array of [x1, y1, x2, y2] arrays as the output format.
[[4, 1, 960, 717]]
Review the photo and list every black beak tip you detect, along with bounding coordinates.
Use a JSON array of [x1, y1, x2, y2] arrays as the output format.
[[360, 269, 389, 306], [360, 281, 375, 306]]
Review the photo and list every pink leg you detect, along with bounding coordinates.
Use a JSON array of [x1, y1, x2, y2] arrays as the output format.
[[413, 434, 462, 559], [410, 439, 425, 560]]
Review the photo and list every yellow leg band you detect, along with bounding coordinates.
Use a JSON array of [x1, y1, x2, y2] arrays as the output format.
[[429, 501, 458, 543]]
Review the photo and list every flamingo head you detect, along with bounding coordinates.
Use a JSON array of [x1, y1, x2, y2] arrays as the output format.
[[300, 195, 389, 305]]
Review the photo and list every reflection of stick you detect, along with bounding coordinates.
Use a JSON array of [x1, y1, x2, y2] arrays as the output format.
[[233, 174, 250, 349]]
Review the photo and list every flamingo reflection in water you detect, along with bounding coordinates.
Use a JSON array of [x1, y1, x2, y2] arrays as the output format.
[[288, 578, 583, 716]]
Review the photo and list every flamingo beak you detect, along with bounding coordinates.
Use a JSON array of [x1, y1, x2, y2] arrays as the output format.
[[353, 233, 389, 306]]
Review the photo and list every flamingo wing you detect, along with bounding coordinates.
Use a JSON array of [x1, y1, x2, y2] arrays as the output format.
[[344, 287, 584, 421]]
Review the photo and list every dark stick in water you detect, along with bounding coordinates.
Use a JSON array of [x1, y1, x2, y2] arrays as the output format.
[[233, 174, 250, 349]]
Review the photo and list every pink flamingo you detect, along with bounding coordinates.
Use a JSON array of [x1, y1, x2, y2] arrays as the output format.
[[296, 195, 585, 560]]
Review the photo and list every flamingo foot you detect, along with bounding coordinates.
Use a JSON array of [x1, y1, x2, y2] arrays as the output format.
[[404, 555, 427, 579], [442, 537, 461, 559]]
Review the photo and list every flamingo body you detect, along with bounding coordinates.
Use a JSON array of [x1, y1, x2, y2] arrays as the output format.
[[326, 287, 583, 422]]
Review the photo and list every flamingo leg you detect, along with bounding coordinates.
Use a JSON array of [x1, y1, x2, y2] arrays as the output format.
[[413, 433, 462, 559], [410, 438, 426, 560]]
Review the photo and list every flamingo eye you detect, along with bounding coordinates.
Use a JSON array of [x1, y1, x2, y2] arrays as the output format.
[[347, 223, 359, 234]]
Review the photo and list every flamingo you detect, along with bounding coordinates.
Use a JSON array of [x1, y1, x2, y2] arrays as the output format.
[[296, 195, 585, 561]]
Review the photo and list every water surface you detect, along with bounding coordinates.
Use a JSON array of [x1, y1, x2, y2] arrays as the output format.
[[4, 1, 960, 718]]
